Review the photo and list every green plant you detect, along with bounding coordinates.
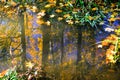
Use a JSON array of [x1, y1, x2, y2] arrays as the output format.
[[0, 69, 18, 80]]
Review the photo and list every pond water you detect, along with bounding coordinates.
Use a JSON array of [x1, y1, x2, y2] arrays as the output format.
[[0, 11, 120, 80]]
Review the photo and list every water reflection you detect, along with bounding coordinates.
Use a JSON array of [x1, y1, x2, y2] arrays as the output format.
[[0, 11, 120, 80]]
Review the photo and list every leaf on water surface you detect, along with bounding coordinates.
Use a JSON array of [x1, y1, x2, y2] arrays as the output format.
[[45, 21, 51, 26], [26, 62, 34, 69]]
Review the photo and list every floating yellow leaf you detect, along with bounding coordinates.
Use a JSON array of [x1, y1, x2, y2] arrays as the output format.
[[37, 12, 46, 16], [48, 54, 52, 60], [46, 21, 51, 26], [66, 20, 74, 24], [26, 62, 34, 69], [32, 6, 37, 10]]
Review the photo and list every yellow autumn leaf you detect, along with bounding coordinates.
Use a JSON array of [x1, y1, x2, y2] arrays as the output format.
[[103, 10, 109, 14], [31, 6, 38, 12], [38, 38, 42, 42], [58, 17, 63, 21], [108, 17, 116, 22], [0, 69, 8, 78], [62, 62, 68, 66], [59, 3, 64, 7], [111, 3, 116, 8], [38, 44, 42, 50], [25, 29, 32, 36], [55, 9, 62, 13], [1, 0, 6, 3], [36, 19, 44, 25], [45, 4, 51, 8], [64, 3, 69, 6], [92, 7, 98, 11], [48, 54, 52, 60], [75, 20, 79, 23], [68, 59, 73, 65], [47, 0, 56, 3], [88, 16, 93, 20], [26, 62, 34, 69], [45, 21, 51, 26], [63, 14, 70, 18], [10, 1, 17, 6], [66, 20, 74, 24], [50, 14, 55, 18], [111, 15, 115, 18], [99, 21, 104, 25], [41, 9, 46, 13]]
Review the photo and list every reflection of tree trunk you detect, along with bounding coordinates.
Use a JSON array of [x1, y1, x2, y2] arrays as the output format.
[[18, 11, 26, 71], [50, 25, 54, 64], [60, 27, 64, 63], [42, 25, 50, 67], [85, 26, 95, 64], [76, 25, 82, 64]]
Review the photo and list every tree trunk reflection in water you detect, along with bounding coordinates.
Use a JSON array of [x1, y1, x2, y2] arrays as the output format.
[[42, 25, 50, 67], [60, 24, 64, 64], [18, 11, 26, 71], [49, 22, 64, 64], [76, 25, 82, 64], [82, 26, 96, 67]]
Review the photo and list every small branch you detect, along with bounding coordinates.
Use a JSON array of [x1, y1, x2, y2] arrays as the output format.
[[88, 41, 102, 47]]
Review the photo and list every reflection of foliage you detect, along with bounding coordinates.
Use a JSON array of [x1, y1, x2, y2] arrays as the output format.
[[0, 17, 20, 59]]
